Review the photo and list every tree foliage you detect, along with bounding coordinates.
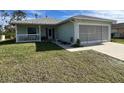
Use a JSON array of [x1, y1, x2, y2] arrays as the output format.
[[0, 10, 9, 31], [10, 10, 27, 22], [34, 13, 38, 18], [0, 10, 27, 39]]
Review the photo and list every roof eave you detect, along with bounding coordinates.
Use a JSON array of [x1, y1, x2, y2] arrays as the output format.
[[73, 17, 116, 23], [10, 22, 58, 25]]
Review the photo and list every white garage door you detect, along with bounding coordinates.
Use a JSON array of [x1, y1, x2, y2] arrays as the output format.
[[79, 25, 109, 45]]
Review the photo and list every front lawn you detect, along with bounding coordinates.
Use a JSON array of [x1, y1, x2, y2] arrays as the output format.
[[0, 40, 124, 82], [112, 38, 124, 44]]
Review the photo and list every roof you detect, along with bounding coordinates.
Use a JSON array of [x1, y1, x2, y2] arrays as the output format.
[[11, 18, 62, 25], [112, 23, 124, 28], [11, 15, 116, 25], [72, 15, 116, 22]]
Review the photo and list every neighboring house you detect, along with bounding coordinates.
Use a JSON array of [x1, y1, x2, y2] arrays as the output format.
[[11, 15, 115, 45], [112, 23, 124, 38]]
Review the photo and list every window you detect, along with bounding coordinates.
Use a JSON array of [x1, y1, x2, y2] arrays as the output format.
[[28, 27, 37, 34]]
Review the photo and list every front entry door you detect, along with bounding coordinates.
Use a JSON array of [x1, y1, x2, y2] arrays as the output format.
[[48, 29, 52, 39], [46, 28, 55, 40]]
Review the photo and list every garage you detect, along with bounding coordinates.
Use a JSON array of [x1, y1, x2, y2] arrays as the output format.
[[79, 25, 109, 45]]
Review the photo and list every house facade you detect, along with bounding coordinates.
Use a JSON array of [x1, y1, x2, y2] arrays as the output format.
[[12, 15, 115, 45], [112, 23, 124, 38]]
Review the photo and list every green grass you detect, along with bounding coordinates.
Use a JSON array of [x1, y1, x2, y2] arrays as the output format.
[[0, 39, 124, 82], [112, 38, 124, 44]]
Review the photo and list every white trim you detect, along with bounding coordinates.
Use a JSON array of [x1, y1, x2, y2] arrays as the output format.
[[17, 34, 40, 42], [39, 25, 41, 41], [81, 40, 101, 44], [77, 22, 111, 26], [108, 25, 111, 41], [17, 40, 41, 43], [17, 34, 40, 36], [74, 22, 79, 43], [75, 18, 114, 23], [81, 40, 108, 45]]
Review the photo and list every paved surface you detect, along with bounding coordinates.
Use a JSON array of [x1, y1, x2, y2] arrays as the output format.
[[57, 42, 124, 61]]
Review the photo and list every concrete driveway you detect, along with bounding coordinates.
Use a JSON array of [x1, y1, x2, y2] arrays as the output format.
[[65, 42, 124, 61]]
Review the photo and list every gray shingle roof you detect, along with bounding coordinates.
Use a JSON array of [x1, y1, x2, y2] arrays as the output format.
[[11, 15, 116, 25], [11, 18, 62, 25], [112, 23, 124, 28]]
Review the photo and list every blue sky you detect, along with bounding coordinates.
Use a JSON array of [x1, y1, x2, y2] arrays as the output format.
[[23, 10, 124, 23], [1, 10, 124, 24]]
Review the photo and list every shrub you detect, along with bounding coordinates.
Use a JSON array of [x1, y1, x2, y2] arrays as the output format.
[[70, 37, 74, 43], [71, 39, 81, 47], [76, 39, 80, 47], [4, 31, 15, 39], [111, 33, 115, 38]]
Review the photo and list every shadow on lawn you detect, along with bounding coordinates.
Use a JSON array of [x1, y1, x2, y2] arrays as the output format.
[[0, 40, 63, 52], [0, 39, 16, 45], [35, 42, 63, 52]]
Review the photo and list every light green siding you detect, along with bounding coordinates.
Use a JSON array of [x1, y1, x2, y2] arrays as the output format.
[[17, 25, 39, 34], [57, 22, 74, 43]]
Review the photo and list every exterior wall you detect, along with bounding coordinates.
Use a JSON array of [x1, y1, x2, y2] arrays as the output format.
[[118, 28, 124, 37], [16, 19, 112, 44], [17, 25, 56, 37], [112, 28, 124, 38], [74, 19, 112, 44], [112, 28, 118, 33], [57, 22, 74, 43], [16, 24, 40, 42], [17, 24, 39, 34], [40, 25, 57, 38], [118, 28, 124, 33]]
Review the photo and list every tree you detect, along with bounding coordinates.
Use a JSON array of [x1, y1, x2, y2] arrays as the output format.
[[10, 10, 27, 22], [0, 10, 9, 32], [4, 25, 15, 39]]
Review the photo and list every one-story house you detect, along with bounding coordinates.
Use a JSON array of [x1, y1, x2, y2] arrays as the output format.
[[112, 23, 124, 38], [11, 15, 115, 45]]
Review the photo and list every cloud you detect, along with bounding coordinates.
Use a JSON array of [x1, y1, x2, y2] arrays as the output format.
[[79, 10, 124, 23], [1, 10, 124, 25], [60, 10, 124, 23], [26, 10, 46, 19]]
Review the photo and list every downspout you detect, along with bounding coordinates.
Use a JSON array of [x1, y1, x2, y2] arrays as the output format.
[[39, 25, 41, 42]]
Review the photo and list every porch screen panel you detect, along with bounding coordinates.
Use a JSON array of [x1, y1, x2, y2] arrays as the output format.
[[79, 25, 102, 43], [87, 25, 102, 42], [79, 25, 88, 42], [102, 26, 109, 41], [87, 25, 94, 41]]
